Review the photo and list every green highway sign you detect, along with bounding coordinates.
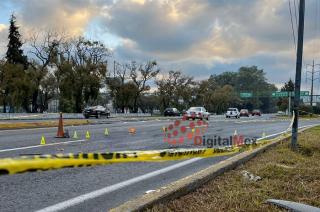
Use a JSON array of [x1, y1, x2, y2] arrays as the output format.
[[240, 92, 253, 98], [272, 91, 310, 97], [292, 91, 309, 96], [272, 91, 288, 97]]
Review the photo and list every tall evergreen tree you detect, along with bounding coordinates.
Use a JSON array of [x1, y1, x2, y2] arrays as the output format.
[[6, 14, 27, 68]]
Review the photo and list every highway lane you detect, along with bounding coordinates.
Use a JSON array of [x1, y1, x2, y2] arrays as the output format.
[[0, 115, 319, 212]]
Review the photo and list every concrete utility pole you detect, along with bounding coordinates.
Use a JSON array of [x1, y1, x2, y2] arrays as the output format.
[[292, 0, 305, 150], [113, 60, 116, 78], [306, 60, 320, 106]]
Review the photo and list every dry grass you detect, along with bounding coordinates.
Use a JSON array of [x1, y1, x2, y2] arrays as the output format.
[[149, 127, 320, 212], [0, 119, 90, 130]]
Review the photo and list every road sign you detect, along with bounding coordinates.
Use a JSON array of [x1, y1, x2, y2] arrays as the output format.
[[240, 92, 252, 98], [294, 91, 309, 96], [272, 92, 288, 97], [272, 91, 309, 97]]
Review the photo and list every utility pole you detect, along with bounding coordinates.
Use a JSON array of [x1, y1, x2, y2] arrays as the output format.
[[113, 60, 116, 78], [306, 60, 320, 106], [292, 0, 305, 150]]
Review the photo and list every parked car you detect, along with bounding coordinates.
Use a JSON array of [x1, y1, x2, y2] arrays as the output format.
[[83, 105, 110, 119], [164, 108, 180, 116], [252, 109, 262, 116], [226, 108, 240, 118], [185, 107, 209, 120], [240, 109, 249, 117]]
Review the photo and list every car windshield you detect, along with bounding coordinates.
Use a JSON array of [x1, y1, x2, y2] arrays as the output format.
[[189, 107, 201, 111]]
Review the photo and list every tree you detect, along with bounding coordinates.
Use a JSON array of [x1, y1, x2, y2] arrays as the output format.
[[281, 78, 294, 91], [278, 79, 295, 112], [56, 37, 110, 112], [156, 70, 194, 112], [2, 14, 29, 112], [6, 14, 28, 68], [29, 30, 64, 112], [129, 61, 159, 112]]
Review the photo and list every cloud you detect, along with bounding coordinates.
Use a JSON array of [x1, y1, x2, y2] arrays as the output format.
[[0, 24, 7, 57], [9, 0, 105, 36], [1, 0, 320, 89]]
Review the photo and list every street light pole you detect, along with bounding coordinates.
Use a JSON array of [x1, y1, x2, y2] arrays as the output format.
[[292, 0, 305, 150]]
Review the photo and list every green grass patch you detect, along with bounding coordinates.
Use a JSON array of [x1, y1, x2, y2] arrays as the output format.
[[149, 126, 320, 212]]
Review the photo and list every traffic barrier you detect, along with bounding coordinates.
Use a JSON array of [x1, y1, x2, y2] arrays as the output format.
[[56, 112, 65, 138], [85, 131, 90, 140], [105, 128, 109, 136], [0, 136, 284, 176], [0, 112, 297, 176], [128, 127, 136, 135], [0, 147, 241, 175], [73, 131, 78, 139], [40, 136, 46, 145]]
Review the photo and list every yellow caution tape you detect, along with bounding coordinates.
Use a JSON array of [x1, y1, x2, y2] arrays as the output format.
[[0, 133, 291, 176], [0, 146, 242, 175]]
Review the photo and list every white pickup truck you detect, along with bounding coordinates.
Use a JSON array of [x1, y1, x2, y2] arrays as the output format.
[[226, 108, 240, 119]]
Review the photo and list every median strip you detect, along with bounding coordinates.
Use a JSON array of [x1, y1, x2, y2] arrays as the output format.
[[0, 119, 90, 130]]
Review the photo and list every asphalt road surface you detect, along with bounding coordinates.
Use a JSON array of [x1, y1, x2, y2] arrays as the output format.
[[0, 114, 318, 212]]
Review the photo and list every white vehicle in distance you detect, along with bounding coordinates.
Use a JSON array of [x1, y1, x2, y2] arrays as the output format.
[[226, 108, 240, 118], [185, 107, 210, 120]]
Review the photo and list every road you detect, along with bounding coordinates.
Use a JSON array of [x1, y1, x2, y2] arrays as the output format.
[[0, 115, 318, 212]]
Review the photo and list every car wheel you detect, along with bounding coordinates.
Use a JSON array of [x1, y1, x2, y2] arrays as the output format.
[[192, 118, 195, 120], [84, 115, 89, 119], [206, 117, 209, 121]]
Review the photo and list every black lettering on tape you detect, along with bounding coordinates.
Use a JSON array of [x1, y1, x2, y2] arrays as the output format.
[[0, 169, 9, 175], [160, 152, 166, 157], [101, 153, 113, 160], [93, 153, 99, 160]]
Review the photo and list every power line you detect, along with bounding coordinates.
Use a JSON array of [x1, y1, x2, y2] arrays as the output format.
[[289, 0, 297, 49], [293, 0, 299, 30]]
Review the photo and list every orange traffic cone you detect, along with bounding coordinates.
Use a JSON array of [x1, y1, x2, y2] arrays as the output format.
[[128, 127, 136, 135], [56, 112, 65, 138]]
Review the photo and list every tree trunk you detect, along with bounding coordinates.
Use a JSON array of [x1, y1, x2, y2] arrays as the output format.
[[32, 90, 38, 113]]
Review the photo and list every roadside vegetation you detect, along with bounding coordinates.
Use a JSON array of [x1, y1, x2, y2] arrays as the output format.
[[0, 119, 90, 130], [3, 14, 319, 115], [150, 126, 320, 212]]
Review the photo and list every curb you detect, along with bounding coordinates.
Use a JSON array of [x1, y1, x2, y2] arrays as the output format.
[[110, 126, 315, 212]]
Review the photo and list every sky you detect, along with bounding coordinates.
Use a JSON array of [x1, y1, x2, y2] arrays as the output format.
[[1, 0, 320, 92]]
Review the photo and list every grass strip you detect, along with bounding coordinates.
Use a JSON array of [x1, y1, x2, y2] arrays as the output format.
[[149, 126, 320, 212]]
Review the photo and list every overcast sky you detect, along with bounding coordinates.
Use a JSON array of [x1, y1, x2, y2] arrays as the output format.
[[1, 0, 320, 92]]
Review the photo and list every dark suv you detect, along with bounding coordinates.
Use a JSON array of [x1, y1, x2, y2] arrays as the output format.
[[83, 106, 110, 119], [251, 109, 261, 116], [164, 108, 180, 116]]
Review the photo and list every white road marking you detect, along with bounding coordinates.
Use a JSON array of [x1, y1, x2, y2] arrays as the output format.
[[0, 139, 85, 153], [35, 157, 202, 212]]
